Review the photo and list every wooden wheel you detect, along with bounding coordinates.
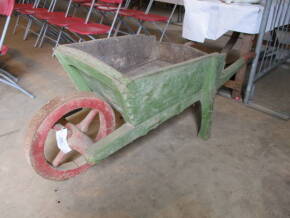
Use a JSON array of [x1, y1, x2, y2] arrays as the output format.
[[25, 92, 115, 180]]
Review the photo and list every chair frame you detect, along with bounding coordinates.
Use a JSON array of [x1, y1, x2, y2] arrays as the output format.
[[0, 0, 34, 97]]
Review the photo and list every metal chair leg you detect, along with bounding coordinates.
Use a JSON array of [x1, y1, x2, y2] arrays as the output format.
[[0, 68, 18, 82], [152, 22, 169, 41], [55, 28, 63, 48], [13, 14, 20, 35], [0, 72, 17, 84], [34, 22, 46, 48], [113, 18, 134, 37], [113, 21, 122, 37], [39, 24, 48, 48], [0, 70, 34, 98], [136, 25, 142, 35], [159, 3, 177, 42], [23, 17, 32, 40], [136, 20, 150, 35]]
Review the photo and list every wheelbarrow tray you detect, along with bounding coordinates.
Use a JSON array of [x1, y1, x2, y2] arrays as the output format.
[[54, 35, 245, 164]]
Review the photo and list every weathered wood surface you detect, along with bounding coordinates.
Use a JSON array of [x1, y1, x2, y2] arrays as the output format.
[[54, 35, 246, 164]]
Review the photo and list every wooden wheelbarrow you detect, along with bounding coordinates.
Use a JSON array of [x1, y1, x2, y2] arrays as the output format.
[[25, 35, 253, 180]]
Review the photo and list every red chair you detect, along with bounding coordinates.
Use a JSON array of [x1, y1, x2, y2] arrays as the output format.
[[13, 0, 49, 37], [0, 0, 34, 97], [13, 0, 63, 42], [12, 1, 34, 34], [14, 3, 34, 10], [65, 0, 123, 41], [37, 0, 85, 47], [47, 16, 85, 47], [33, 9, 67, 47], [81, 1, 118, 27], [117, 0, 178, 41], [71, 0, 91, 15], [73, 0, 92, 3]]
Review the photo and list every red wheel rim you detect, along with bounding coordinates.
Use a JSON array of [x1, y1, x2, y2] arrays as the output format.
[[26, 93, 115, 180]]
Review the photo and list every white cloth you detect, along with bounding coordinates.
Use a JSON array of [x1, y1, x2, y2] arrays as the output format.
[[182, 0, 290, 42]]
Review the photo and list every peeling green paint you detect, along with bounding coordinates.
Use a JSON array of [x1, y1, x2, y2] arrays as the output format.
[[54, 35, 246, 164]]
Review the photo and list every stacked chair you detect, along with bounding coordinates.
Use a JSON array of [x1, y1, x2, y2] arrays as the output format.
[[14, 0, 75, 45], [12, 0, 179, 48], [42, 0, 124, 46], [0, 0, 34, 97], [80, 0, 178, 41], [13, 0, 51, 40], [116, 0, 178, 41]]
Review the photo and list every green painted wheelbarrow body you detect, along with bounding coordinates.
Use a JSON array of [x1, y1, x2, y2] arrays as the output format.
[[54, 35, 248, 164]]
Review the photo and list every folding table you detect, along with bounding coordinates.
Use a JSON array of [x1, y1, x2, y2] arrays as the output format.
[[159, 0, 290, 99]]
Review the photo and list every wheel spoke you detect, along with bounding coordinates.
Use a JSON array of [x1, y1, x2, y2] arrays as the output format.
[[53, 123, 64, 131], [52, 124, 71, 167], [26, 93, 116, 180], [52, 115, 97, 168], [52, 122, 93, 167], [77, 109, 98, 132], [66, 122, 94, 154], [95, 113, 106, 141], [52, 151, 67, 167]]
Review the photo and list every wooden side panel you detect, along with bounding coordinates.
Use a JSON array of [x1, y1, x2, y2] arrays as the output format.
[[126, 55, 225, 125], [54, 52, 133, 122]]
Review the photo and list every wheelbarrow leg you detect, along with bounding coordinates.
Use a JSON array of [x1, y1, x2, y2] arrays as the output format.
[[198, 98, 214, 140]]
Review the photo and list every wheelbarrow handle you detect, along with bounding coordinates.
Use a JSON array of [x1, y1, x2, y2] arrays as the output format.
[[217, 52, 256, 88]]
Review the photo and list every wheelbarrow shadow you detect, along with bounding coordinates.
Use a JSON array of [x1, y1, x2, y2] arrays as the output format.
[[93, 103, 201, 167], [58, 105, 211, 218]]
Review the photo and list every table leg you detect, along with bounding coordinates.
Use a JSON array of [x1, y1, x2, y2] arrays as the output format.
[[224, 33, 255, 99]]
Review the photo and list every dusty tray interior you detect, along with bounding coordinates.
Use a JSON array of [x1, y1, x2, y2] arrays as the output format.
[[66, 35, 206, 77]]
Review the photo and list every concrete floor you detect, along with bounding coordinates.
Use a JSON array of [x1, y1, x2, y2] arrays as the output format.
[[252, 61, 290, 115], [1, 19, 290, 218]]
